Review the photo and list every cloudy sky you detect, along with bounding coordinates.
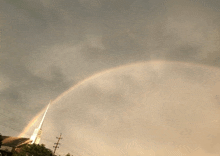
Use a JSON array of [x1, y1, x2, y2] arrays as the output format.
[[1, 0, 220, 155]]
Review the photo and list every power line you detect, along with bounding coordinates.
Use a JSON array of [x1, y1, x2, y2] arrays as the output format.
[[53, 133, 62, 154]]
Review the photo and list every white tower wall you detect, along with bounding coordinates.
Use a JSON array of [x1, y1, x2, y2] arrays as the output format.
[[30, 101, 51, 144]]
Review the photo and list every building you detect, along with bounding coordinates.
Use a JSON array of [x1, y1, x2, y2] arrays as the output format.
[[0, 136, 31, 156], [0, 101, 51, 156]]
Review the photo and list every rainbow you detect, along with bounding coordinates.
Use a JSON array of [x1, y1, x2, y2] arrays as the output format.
[[18, 60, 220, 137]]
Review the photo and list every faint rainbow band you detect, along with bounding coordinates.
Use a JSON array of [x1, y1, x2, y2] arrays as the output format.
[[18, 60, 220, 137]]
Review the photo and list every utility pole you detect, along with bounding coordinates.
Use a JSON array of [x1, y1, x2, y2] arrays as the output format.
[[53, 133, 62, 154]]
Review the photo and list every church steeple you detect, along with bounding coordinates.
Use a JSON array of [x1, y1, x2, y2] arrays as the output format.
[[30, 101, 51, 144]]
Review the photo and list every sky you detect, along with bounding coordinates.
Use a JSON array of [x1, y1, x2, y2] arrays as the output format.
[[1, 0, 220, 155]]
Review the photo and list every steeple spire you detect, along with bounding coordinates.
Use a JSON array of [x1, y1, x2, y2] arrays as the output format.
[[38, 101, 51, 130], [30, 100, 51, 144]]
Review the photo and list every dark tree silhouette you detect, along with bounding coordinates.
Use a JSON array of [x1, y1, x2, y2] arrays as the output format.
[[0, 133, 2, 148], [12, 143, 53, 156]]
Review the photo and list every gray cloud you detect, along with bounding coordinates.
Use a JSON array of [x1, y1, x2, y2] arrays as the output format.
[[31, 62, 220, 155], [1, 0, 220, 155]]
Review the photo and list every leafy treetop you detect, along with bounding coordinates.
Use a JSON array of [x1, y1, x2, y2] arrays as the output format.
[[12, 143, 53, 156]]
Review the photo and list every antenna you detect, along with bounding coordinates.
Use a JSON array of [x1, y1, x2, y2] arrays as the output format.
[[53, 133, 62, 154]]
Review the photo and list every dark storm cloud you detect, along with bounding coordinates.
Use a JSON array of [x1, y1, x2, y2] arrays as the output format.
[[0, 0, 73, 128], [0, 63, 71, 133], [3, 0, 218, 70], [1, 0, 74, 116], [77, 0, 220, 66], [3, 0, 56, 20], [0, 63, 71, 104]]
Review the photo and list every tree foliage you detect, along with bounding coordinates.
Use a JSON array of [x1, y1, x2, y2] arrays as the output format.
[[0, 133, 2, 148], [12, 143, 53, 156]]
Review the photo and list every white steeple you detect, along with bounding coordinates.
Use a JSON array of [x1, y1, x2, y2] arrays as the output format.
[[30, 101, 51, 144]]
